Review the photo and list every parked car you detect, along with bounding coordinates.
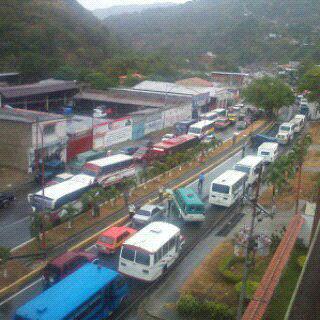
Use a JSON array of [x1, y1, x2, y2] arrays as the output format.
[[45, 172, 74, 187], [132, 204, 166, 227], [0, 192, 15, 208], [214, 117, 231, 130], [96, 226, 137, 254], [162, 133, 176, 141], [120, 146, 139, 155], [43, 251, 98, 287]]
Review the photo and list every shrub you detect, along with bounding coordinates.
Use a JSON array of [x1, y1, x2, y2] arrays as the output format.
[[297, 255, 306, 268], [177, 294, 201, 316], [218, 255, 244, 283], [235, 281, 259, 300]]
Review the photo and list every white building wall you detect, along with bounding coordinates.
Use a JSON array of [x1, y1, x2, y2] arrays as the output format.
[[163, 104, 192, 128]]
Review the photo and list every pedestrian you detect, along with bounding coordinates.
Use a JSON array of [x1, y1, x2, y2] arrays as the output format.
[[232, 132, 237, 145], [198, 173, 205, 194], [128, 204, 135, 219], [158, 186, 164, 202]]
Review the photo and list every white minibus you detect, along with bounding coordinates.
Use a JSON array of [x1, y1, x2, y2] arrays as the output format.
[[294, 114, 306, 128], [200, 110, 218, 122], [209, 170, 247, 207], [234, 155, 264, 185], [279, 122, 295, 140], [118, 222, 184, 282], [257, 142, 279, 163], [187, 120, 215, 138]]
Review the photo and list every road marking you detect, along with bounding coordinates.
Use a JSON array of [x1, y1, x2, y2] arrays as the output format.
[[0, 278, 42, 307], [0, 216, 30, 231]]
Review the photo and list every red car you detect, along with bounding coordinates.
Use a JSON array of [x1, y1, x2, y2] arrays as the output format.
[[214, 117, 231, 130], [96, 226, 137, 254], [43, 251, 97, 286]]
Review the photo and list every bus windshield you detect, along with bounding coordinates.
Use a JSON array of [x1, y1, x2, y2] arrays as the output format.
[[212, 183, 230, 194], [135, 251, 150, 266], [188, 127, 201, 134], [280, 125, 290, 132], [234, 164, 251, 174], [121, 246, 135, 261]]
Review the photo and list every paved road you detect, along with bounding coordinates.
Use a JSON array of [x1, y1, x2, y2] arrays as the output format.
[[0, 126, 237, 249]]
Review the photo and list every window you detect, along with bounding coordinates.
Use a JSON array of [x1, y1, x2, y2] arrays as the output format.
[[169, 237, 176, 250], [121, 246, 135, 261], [234, 164, 250, 174], [135, 251, 150, 266], [154, 250, 162, 264], [261, 151, 270, 156], [163, 242, 169, 256], [212, 183, 230, 194], [43, 124, 55, 136]]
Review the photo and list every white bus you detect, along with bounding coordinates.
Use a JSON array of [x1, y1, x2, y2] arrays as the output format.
[[28, 174, 95, 211], [118, 222, 184, 282], [200, 110, 218, 122], [234, 155, 264, 185], [82, 154, 135, 187], [209, 170, 247, 207], [187, 120, 215, 138]]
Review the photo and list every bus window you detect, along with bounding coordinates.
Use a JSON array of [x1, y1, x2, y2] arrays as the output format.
[[121, 246, 135, 261], [234, 164, 251, 174], [169, 237, 176, 250], [154, 249, 162, 264], [163, 242, 169, 255], [211, 184, 230, 194], [135, 251, 150, 266]]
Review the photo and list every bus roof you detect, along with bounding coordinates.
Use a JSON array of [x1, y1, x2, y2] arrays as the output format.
[[189, 120, 215, 129], [34, 174, 94, 199], [258, 142, 279, 151], [202, 110, 218, 116], [124, 222, 180, 253], [87, 154, 133, 167], [211, 170, 247, 186], [175, 188, 204, 206], [15, 263, 119, 320], [153, 134, 197, 150], [235, 155, 264, 167]]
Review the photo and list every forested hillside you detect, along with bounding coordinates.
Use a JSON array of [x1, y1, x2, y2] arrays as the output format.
[[106, 0, 320, 65], [0, 0, 118, 80]]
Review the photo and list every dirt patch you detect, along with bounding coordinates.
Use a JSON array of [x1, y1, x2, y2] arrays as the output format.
[[309, 122, 320, 144]]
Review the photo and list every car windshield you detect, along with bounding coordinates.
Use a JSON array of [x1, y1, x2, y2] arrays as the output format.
[[188, 127, 201, 134], [137, 209, 151, 216], [234, 164, 251, 174], [99, 236, 114, 244], [280, 126, 290, 132], [212, 183, 230, 194]]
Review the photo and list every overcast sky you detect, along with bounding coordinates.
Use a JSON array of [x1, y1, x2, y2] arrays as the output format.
[[77, 0, 188, 10]]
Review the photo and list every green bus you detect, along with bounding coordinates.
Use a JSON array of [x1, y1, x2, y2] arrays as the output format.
[[172, 187, 206, 222]]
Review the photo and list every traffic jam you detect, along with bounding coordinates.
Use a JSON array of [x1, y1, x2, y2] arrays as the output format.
[[7, 97, 309, 320]]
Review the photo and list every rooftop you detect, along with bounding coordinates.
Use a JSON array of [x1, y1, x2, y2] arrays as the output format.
[[176, 77, 214, 87], [0, 80, 78, 99], [212, 169, 247, 186], [124, 221, 180, 253], [235, 155, 264, 167], [86, 154, 133, 167], [0, 107, 65, 123]]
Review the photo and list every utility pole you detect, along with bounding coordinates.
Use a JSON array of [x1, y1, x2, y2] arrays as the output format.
[[236, 167, 262, 320]]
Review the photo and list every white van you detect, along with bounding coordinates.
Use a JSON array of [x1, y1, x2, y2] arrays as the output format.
[[209, 170, 247, 207], [294, 114, 306, 127], [276, 132, 290, 145], [234, 155, 264, 185], [257, 142, 279, 163], [290, 117, 303, 133]]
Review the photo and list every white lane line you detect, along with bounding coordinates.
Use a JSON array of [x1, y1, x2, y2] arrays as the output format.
[[0, 278, 42, 307], [0, 216, 30, 231]]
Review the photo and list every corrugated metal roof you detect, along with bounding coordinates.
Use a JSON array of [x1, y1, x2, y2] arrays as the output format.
[[0, 108, 65, 123], [0, 80, 78, 99]]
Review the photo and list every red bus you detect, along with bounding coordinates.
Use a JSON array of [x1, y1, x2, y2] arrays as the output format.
[[151, 134, 199, 158]]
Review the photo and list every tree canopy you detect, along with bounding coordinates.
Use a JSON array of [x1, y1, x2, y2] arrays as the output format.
[[242, 77, 295, 117], [299, 66, 320, 104]]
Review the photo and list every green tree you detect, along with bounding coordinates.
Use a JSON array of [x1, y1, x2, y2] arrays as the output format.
[[0, 246, 11, 278], [85, 72, 118, 90], [299, 66, 320, 106], [242, 76, 295, 118], [54, 65, 79, 81]]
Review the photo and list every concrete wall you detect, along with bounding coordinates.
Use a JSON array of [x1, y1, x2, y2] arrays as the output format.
[[0, 120, 32, 171]]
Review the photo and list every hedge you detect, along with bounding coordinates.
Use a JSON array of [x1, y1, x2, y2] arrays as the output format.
[[297, 255, 306, 268], [218, 255, 245, 284], [235, 281, 259, 300]]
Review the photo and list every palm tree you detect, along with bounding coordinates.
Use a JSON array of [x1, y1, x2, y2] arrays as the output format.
[[0, 246, 10, 278], [64, 204, 78, 229]]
